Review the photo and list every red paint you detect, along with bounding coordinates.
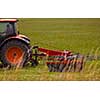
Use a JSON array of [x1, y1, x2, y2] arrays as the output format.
[[38, 48, 71, 56]]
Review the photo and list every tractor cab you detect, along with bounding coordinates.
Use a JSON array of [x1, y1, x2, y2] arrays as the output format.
[[0, 19, 18, 42]]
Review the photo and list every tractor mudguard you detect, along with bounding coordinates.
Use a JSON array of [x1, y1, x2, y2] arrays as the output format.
[[0, 34, 30, 47]]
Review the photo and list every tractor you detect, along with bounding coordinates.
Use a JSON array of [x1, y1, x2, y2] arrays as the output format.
[[0, 19, 31, 67], [0, 18, 84, 72]]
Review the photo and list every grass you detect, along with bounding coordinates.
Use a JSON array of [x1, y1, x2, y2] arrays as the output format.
[[0, 18, 100, 81]]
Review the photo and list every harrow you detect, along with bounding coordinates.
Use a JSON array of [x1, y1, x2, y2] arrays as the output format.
[[29, 46, 85, 72]]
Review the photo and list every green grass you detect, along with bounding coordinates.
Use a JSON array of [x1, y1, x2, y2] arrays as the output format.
[[1, 18, 100, 81]]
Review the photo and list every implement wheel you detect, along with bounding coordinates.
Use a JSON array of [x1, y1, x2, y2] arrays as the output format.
[[0, 40, 29, 67]]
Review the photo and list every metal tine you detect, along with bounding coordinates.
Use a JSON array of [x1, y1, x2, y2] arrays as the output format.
[[72, 55, 78, 72], [67, 59, 73, 72], [58, 61, 64, 72], [73, 54, 84, 72], [62, 59, 70, 72], [63, 56, 71, 72], [47, 63, 52, 72]]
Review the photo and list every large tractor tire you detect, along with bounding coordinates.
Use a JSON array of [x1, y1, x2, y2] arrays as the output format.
[[0, 40, 29, 68]]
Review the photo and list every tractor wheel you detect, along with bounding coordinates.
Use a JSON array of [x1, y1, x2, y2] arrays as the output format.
[[0, 40, 29, 68]]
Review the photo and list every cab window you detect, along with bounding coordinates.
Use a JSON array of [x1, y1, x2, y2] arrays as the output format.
[[0, 23, 13, 34]]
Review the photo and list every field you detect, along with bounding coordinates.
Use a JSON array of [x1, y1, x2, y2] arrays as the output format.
[[0, 18, 100, 80]]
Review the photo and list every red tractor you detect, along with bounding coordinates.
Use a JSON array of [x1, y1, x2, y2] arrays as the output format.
[[0, 19, 31, 67], [0, 18, 84, 72]]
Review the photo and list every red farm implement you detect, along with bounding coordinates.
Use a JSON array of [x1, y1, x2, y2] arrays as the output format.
[[30, 46, 85, 72]]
